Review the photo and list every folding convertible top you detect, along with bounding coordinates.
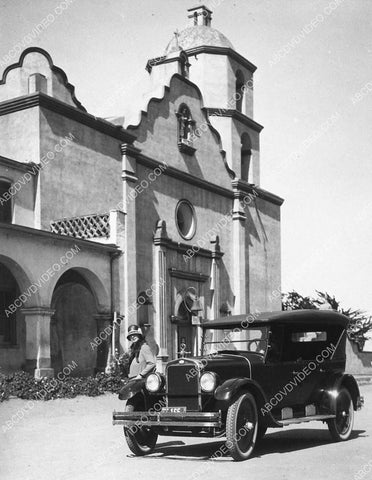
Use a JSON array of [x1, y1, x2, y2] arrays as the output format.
[[201, 309, 349, 329]]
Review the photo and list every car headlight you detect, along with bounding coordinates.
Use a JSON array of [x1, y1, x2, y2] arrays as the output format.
[[145, 373, 164, 393], [200, 371, 218, 393]]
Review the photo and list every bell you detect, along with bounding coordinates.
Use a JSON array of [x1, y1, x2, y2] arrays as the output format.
[[190, 296, 202, 314]]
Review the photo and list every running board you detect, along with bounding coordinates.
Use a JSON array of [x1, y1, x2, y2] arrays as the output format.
[[278, 414, 336, 426]]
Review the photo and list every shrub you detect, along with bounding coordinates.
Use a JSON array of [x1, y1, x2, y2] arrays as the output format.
[[0, 370, 126, 402]]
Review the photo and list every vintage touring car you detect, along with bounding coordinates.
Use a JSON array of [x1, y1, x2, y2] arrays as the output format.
[[113, 310, 364, 461]]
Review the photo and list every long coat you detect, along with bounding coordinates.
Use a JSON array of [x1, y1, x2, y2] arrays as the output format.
[[128, 343, 156, 378]]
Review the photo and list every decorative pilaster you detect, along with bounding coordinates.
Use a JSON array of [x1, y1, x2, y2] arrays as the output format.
[[121, 144, 140, 349], [22, 307, 55, 379], [231, 186, 247, 314], [210, 235, 221, 319], [109, 209, 126, 245], [153, 220, 169, 370]]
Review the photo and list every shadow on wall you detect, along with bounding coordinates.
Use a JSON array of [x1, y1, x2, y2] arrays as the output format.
[[51, 271, 99, 376], [219, 259, 234, 315]]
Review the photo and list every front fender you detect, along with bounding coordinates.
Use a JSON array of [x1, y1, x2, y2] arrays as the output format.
[[214, 378, 282, 428], [118, 378, 145, 400], [214, 378, 251, 402]]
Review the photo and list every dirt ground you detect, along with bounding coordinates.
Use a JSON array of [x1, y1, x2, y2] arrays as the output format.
[[1, 385, 371, 480]]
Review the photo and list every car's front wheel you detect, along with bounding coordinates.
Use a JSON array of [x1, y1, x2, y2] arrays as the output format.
[[123, 403, 158, 455], [327, 388, 354, 442], [225, 392, 258, 461]]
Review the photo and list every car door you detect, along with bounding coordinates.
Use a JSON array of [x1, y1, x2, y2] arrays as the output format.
[[256, 325, 327, 410], [286, 328, 339, 406], [256, 325, 302, 409]]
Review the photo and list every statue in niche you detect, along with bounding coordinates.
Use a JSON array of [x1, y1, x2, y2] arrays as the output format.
[[179, 106, 192, 142], [177, 104, 196, 154]]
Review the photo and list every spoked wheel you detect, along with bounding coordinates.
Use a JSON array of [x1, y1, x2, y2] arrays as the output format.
[[226, 393, 258, 461], [123, 404, 158, 455], [327, 388, 354, 442]]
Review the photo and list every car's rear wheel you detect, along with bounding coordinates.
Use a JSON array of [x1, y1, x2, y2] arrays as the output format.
[[327, 388, 354, 442], [123, 403, 158, 455], [225, 392, 258, 461]]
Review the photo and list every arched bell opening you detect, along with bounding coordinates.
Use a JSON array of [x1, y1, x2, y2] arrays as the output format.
[[241, 132, 252, 182]]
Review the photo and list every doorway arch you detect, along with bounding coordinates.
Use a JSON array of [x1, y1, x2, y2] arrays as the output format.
[[0, 263, 21, 349], [0, 256, 36, 372], [174, 290, 195, 358], [50, 269, 102, 376]]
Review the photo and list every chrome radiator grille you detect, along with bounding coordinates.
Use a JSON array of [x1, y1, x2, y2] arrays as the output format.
[[167, 362, 199, 410]]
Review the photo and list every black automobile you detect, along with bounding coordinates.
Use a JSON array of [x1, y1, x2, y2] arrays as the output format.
[[113, 310, 364, 461]]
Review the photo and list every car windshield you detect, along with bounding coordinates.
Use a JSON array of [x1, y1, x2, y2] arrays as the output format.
[[202, 326, 268, 356]]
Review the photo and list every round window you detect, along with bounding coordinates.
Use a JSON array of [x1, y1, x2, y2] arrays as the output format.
[[176, 200, 196, 239]]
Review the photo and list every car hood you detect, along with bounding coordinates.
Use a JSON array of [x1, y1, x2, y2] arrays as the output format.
[[168, 353, 259, 381]]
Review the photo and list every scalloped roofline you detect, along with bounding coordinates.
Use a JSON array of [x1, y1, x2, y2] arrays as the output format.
[[127, 72, 235, 179], [0, 46, 86, 112]]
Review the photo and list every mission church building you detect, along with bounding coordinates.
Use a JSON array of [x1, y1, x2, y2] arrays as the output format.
[[0, 5, 283, 377]]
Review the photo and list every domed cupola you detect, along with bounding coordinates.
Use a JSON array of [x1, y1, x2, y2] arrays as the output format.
[[165, 6, 234, 55]]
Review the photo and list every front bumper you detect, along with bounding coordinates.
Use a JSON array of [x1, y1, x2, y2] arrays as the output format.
[[112, 410, 222, 428]]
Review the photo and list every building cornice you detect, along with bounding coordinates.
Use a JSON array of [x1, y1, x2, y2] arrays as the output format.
[[0, 93, 136, 144], [146, 56, 168, 73], [232, 179, 284, 206], [154, 235, 224, 259], [136, 151, 233, 199], [185, 46, 257, 73], [168, 268, 210, 282], [21, 307, 55, 316], [120, 143, 142, 157], [132, 151, 282, 206], [206, 108, 264, 133], [0, 155, 38, 173], [146, 46, 257, 74], [0, 222, 120, 253]]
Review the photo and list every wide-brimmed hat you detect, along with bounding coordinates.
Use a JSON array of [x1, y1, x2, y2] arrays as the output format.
[[127, 324, 143, 340]]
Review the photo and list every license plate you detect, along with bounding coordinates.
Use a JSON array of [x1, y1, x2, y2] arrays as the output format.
[[161, 406, 187, 413]]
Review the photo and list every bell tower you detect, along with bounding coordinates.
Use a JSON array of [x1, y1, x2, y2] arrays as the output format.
[[146, 5, 262, 185], [141, 6, 282, 322]]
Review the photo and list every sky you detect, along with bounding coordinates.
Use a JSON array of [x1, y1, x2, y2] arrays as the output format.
[[0, 0, 371, 315]]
